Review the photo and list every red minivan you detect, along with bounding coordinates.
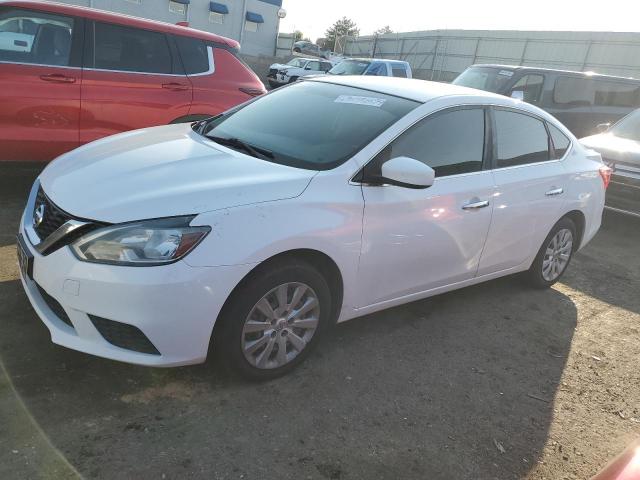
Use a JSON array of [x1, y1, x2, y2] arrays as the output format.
[[0, 0, 266, 161]]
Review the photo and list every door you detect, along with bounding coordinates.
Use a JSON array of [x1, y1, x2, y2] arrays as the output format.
[[506, 73, 545, 106], [546, 75, 595, 138], [478, 108, 568, 275], [0, 6, 82, 161], [357, 107, 495, 308], [304, 59, 323, 75], [80, 21, 191, 145]]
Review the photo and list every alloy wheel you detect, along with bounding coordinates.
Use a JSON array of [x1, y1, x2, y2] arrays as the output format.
[[542, 228, 573, 282], [241, 282, 320, 369]]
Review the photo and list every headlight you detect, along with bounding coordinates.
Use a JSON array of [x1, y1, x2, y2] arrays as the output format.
[[71, 216, 210, 266]]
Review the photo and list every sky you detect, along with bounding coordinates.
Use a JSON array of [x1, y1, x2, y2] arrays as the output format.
[[280, 0, 639, 42]]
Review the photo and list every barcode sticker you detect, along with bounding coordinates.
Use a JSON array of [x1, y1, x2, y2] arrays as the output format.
[[335, 95, 387, 107]]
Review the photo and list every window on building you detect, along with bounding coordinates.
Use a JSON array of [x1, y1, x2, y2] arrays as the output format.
[[94, 22, 172, 74], [245, 20, 258, 32], [372, 108, 486, 177], [168, 0, 187, 15], [553, 76, 594, 106], [209, 11, 224, 24], [509, 74, 545, 104], [494, 109, 550, 167], [174, 35, 209, 74], [0, 8, 74, 66]]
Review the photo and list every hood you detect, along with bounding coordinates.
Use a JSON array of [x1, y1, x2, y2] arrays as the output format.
[[39, 124, 316, 224], [580, 133, 640, 165], [269, 63, 290, 70]]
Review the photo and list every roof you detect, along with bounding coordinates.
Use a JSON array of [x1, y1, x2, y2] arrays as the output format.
[[347, 57, 410, 66], [308, 75, 507, 103], [2, 0, 239, 49], [471, 64, 640, 82]]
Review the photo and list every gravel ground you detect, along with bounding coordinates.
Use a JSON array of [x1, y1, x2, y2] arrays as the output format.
[[0, 163, 638, 480]]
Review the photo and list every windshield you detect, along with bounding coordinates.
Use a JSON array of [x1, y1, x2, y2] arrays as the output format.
[[328, 60, 371, 75], [610, 109, 640, 140], [198, 81, 418, 170], [453, 67, 515, 93]]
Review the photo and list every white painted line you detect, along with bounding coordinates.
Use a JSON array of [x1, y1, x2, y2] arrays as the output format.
[[604, 205, 640, 218]]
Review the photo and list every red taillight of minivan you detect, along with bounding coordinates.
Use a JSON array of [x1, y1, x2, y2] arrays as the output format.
[[599, 165, 612, 189]]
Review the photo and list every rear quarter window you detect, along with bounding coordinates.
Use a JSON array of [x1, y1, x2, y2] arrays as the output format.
[[174, 35, 209, 74], [547, 123, 571, 159]]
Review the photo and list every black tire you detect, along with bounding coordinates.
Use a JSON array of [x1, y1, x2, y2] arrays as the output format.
[[526, 217, 577, 289], [213, 259, 332, 380], [288, 76, 299, 84]]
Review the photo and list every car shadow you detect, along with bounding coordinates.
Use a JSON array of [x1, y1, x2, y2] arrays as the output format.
[[561, 209, 640, 316], [0, 163, 42, 247], [0, 272, 577, 479]]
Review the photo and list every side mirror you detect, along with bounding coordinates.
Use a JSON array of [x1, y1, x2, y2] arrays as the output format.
[[380, 156, 435, 188], [596, 122, 611, 133], [305, 66, 312, 70], [510, 90, 524, 101]]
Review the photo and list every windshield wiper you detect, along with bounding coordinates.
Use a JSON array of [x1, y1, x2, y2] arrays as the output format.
[[207, 135, 274, 160]]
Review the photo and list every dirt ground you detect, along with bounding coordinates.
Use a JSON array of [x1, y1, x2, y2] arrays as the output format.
[[0, 163, 639, 480]]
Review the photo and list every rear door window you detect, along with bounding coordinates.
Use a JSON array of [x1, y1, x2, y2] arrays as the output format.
[[391, 65, 408, 78], [494, 109, 550, 167], [93, 22, 173, 74], [174, 35, 209, 74], [0, 7, 75, 66], [553, 76, 594, 106]]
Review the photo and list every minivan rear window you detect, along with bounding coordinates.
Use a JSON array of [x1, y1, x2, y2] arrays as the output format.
[[174, 35, 209, 75], [453, 67, 514, 93], [93, 22, 173, 74], [553, 77, 594, 106]]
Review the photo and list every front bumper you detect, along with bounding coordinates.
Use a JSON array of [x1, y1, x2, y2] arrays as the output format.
[[18, 201, 255, 367]]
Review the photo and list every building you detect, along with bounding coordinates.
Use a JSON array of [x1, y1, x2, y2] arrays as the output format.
[[56, 0, 285, 56], [343, 30, 640, 81]]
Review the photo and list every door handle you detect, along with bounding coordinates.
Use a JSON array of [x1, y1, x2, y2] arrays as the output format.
[[40, 73, 76, 83], [462, 200, 490, 210], [162, 82, 189, 91], [545, 187, 564, 196]]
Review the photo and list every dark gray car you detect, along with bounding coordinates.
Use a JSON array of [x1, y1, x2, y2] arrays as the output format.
[[453, 65, 640, 138]]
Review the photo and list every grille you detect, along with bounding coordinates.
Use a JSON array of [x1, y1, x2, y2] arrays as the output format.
[[33, 187, 73, 240], [89, 315, 160, 355], [268, 68, 278, 77], [35, 283, 74, 329]]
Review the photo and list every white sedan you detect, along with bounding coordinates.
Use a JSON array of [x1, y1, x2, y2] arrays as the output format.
[[17, 77, 609, 379]]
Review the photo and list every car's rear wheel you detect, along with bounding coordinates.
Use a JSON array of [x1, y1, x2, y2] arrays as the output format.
[[527, 217, 576, 288], [214, 260, 332, 380]]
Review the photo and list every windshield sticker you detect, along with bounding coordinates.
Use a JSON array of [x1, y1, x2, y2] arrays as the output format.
[[498, 70, 514, 77], [335, 95, 387, 107]]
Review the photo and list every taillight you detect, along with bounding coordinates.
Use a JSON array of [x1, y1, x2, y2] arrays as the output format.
[[599, 165, 612, 189], [239, 87, 266, 97]]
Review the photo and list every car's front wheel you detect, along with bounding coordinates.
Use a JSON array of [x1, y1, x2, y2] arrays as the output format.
[[214, 259, 332, 380], [527, 217, 577, 288]]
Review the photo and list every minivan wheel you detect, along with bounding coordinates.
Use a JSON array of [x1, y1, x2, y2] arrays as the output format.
[[527, 217, 576, 288], [288, 76, 299, 84], [214, 260, 332, 380]]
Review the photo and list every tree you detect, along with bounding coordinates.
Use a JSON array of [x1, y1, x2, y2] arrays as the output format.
[[293, 30, 309, 42], [324, 17, 359, 52], [373, 26, 393, 36]]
